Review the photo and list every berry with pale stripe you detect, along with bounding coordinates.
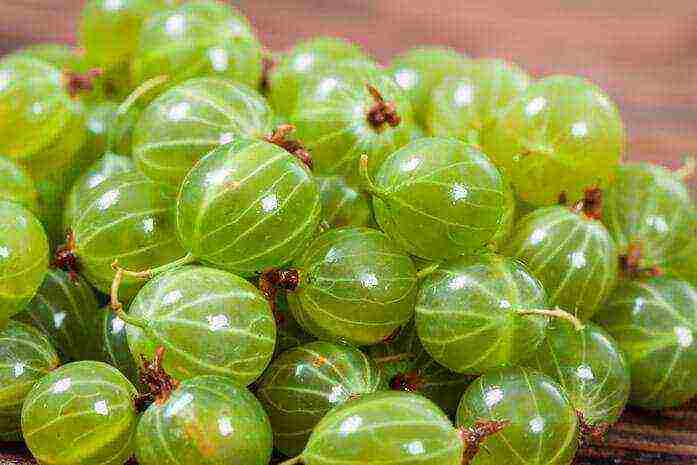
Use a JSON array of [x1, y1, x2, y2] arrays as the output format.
[[0, 157, 40, 213], [317, 176, 374, 231]]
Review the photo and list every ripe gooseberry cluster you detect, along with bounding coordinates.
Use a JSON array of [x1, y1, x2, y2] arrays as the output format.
[[0, 2, 695, 465]]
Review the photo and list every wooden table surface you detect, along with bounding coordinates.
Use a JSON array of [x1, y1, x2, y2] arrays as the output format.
[[0, 1, 696, 464]]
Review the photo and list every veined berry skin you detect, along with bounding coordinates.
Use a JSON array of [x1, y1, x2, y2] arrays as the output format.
[[504, 206, 618, 321], [288, 227, 418, 346], [416, 253, 548, 374], [302, 391, 463, 465], [98, 307, 140, 388], [256, 341, 383, 456], [317, 176, 374, 230], [481, 75, 626, 207], [0, 157, 40, 214], [595, 277, 697, 410], [136, 376, 273, 465], [0, 321, 59, 442], [21, 361, 138, 465], [457, 367, 579, 465]]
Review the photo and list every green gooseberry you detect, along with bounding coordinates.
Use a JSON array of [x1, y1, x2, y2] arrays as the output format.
[[595, 277, 697, 409], [69, 170, 186, 300], [503, 203, 618, 321], [388, 46, 469, 128], [63, 152, 135, 230], [131, 0, 263, 89], [416, 253, 563, 374], [257, 340, 383, 456], [97, 307, 140, 387], [0, 201, 49, 328], [136, 375, 272, 465], [317, 176, 374, 230], [426, 58, 532, 146], [133, 77, 274, 188], [177, 138, 320, 276], [481, 75, 626, 206], [457, 367, 579, 465], [16, 269, 102, 362], [368, 320, 472, 416], [487, 182, 516, 252], [269, 36, 369, 117], [285, 227, 418, 346], [21, 360, 138, 465], [0, 321, 60, 441], [17, 43, 86, 71], [602, 162, 696, 285], [120, 265, 276, 384], [79, 101, 120, 161], [290, 59, 418, 183], [364, 137, 512, 261], [0, 156, 40, 213], [280, 391, 464, 465], [526, 320, 630, 427]]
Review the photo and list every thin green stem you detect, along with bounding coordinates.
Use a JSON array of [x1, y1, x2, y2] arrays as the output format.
[[374, 353, 414, 364], [359, 154, 390, 202], [278, 456, 303, 465], [417, 262, 440, 280], [517, 307, 585, 331]]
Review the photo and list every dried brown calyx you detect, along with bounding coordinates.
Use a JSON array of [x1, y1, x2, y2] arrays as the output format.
[[390, 372, 424, 393], [558, 191, 568, 205], [63, 68, 103, 98], [134, 347, 180, 413], [366, 84, 401, 131], [265, 124, 313, 169], [619, 243, 662, 280], [52, 230, 80, 282], [571, 187, 603, 220], [260, 55, 275, 94], [577, 411, 610, 446], [459, 420, 510, 465], [259, 268, 300, 320]]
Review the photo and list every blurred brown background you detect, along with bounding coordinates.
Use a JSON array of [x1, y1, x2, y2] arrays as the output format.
[[1, 0, 697, 176]]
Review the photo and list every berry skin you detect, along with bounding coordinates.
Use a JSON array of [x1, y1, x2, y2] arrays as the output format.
[[388, 46, 469, 127], [124, 265, 276, 384], [256, 341, 383, 456], [177, 138, 320, 276], [98, 307, 140, 388], [416, 253, 548, 374], [457, 368, 579, 465], [21, 361, 139, 465], [503, 205, 618, 321], [135, 375, 273, 465], [287, 227, 418, 346], [0, 201, 49, 328], [367, 137, 512, 262], [317, 176, 374, 230], [0, 157, 40, 213], [482, 75, 626, 206], [595, 277, 697, 410], [0, 321, 59, 442], [132, 77, 274, 188]]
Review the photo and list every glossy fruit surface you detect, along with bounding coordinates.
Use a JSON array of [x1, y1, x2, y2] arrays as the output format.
[[290, 60, 417, 182], [17, 269, 102, 362], [427, 58, 531, 145], [80, 101, 119, 160], [317, 176, 373, 230], [0, 321, 59, 441], [257, 341, 383, 456], [0, 156, 40, 213], [22, 361, 138, 465], [288, 227, 418, 345], [596, 277, 697, 409], [136, 375, 272, 465], [127, 265, 276, 384], [416, 253, 548, 374], [370, 137, 511, 261], [133, 77, 274, 187], [388, 46, 468, 127], [302, 391, 463, 465], [132, 1, 263, 89], [177, 139, 320, 276], [269, 36, 368, 117], [602, 163, 696, 284], [527, 321, 630, 426], [0, 201, 49, 327], [71, 171, 185, 300], [504, 206, 618, 321], [457, 368, 579, 465], [98, 307, 140, 387], [482, 75, 625, 206], [368, 321, 472, 416], [17, 43, 86, 71], [63, 152, 136, 229]]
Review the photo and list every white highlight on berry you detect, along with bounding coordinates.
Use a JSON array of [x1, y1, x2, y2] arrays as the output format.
[[103, 0, 123, 12], [163, 290, 183, 305], [94, 400, 109, 416], [361, 273, 379, 288], [13, 362, 25, 378], [394, 69, 418, 90], [165, 14, 186, 37], [675, 326, 694, 348], [316, 77, 339, 99], [406, 440, 425, 455], [327, 385, 346, 403], [168, 102, 190, 121], [499, 299, 511, 309], [293, 53, 314, 72], [165, 392, 194, 417], [218, 417, 234, 436], [632, 297, 645, 316], [450, 183, 469, 202], [98, 189, 120, 210], [88, 174, 107, 189], [53, 311, 66, 329], [88, 117, 106, 135], [111, 316, 126, 334], [261, 194, 279, 213], [0, 246, 9, 259], [529, 415, 545, 433], [530, 228, 546, 245], [525, 97, 546, 116], [205, 167, 233, 187], [52, 377, 72, 394], [142, 217, 155, 234], [454, 83, 474, 106], [219, 132, 235, 145], [208, 47, 229, 72], [576, 364, 595, 381], [31, 102, 44, 116], [339, 415, 363, 437], [646, 215, 669, 233], [0, 70, 11, 92], [569, 251, 587, 269], [402, 156, 421, 173], [484, 386, 504, 408], [208, 314, 230, 331]]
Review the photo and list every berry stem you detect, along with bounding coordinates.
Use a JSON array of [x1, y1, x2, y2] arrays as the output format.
[[63, 68, 103, 98], [675, 156, 695, 180], [366, 84, 401, 131], [265, 124, 313, 169], [459, 420, 510, 465], [134, 347, 180, 412], [373, 353, 414, 364], [278, 456, 304, 465], [417, 263, 440, 280], [359, 154, 390, 202], [517, 307, 585, 331]]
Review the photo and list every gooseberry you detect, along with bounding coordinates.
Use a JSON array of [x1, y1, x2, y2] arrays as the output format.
[[0, 156, 40, 213], [317, 175, 374, 230], [98, 307, 140, 387]]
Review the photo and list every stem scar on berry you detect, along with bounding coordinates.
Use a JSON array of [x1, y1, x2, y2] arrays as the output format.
[[109, 259, 153, 314], [134, 346, 180, 413], [389, 371, 424, 392], [618, 243, 662, 280], [571, 187, 603, 220], [577, 411, 610, 446], [52, 229, 80, 282], [459, 419, 510, 465], [366, 83, 401, 131], [63, 68, 103, 98], [265, 124, 313, 169], [258, 268, 300, 319]]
